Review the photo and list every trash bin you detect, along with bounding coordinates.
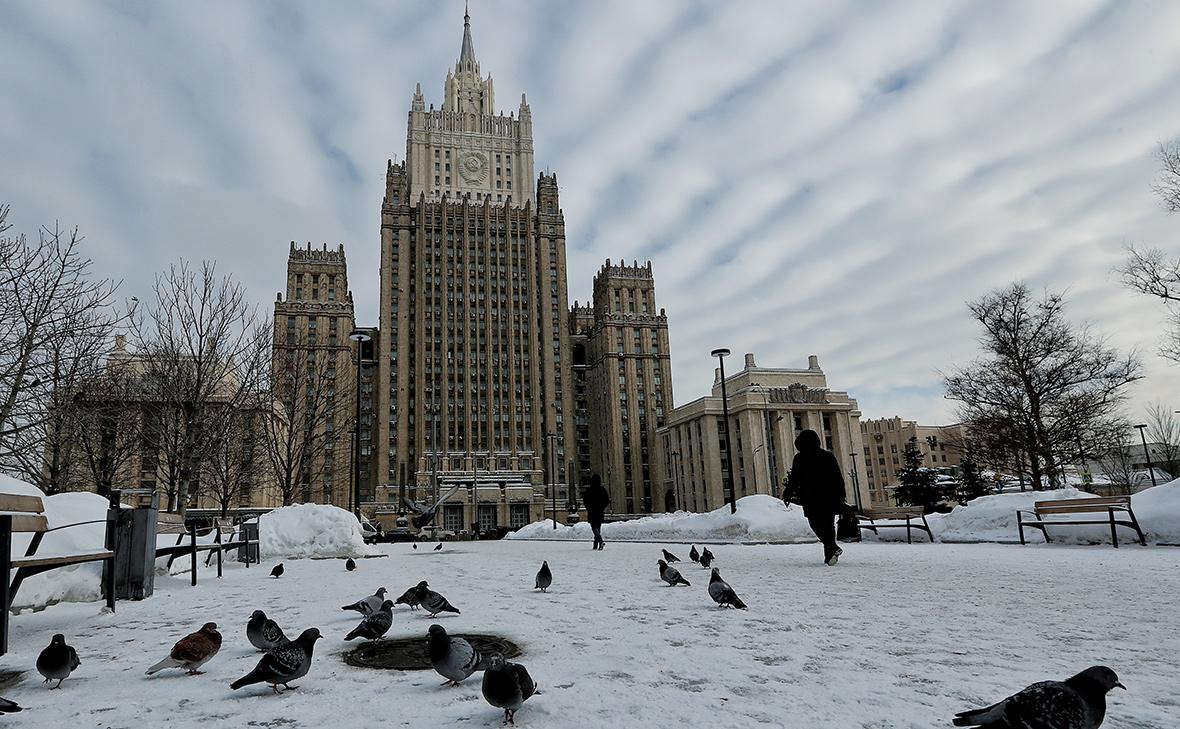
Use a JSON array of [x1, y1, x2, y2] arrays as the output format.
[[105, 489, 159, 601], [238, 520, 260, 564]]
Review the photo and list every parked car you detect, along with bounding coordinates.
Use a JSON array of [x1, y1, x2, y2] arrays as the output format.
[[360, 520, 380, 544], [381, 527, 416, 543]]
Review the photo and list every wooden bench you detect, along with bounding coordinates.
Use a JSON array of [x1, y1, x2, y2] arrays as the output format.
[[155, 513, 254, 586], [857, 506, 934, 543], [1017, 496, 1146, 548], [1, 492, 116, 656]]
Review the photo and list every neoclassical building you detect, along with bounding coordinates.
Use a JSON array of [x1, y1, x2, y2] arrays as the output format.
[[656, 354, 866, 513]]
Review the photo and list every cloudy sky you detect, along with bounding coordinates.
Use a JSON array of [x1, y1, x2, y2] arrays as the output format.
[[3, 0, 1179, 424]]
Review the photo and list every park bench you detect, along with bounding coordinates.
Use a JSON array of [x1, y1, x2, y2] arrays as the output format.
[[1, 492, 116, 656], [857, 506, 934, 543], [155, 513, 254, 585], [1016, 496, 1146, 548]]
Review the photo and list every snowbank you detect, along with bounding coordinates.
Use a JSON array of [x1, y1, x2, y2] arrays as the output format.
[[1, 474, 111, 610], [257, 503, 379, 559], [1131, 478, 1180, 544], [507, 494, 816, 543]]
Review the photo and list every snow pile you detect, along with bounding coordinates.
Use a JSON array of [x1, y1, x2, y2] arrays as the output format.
[[507, 494, 816, 543], [257, 503, 379, 559], [0, 474, 111, 610], [936, 487, 1104, 544], [1131, 478, 1180, 544]]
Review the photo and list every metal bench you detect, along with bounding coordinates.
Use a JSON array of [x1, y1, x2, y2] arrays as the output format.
[[1017, 496, 1146, 548], [155, 513, 254, 586], [0, 492, 116, 655], [857, 506, 934, 544]]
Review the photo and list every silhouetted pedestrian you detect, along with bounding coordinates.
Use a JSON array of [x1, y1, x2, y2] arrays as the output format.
[[786, 429, 847, 565], [582, 472, 610, 550]]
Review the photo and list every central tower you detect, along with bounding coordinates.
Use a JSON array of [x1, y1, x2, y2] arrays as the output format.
[[405, 8, 536, 205], [376, 9, 572, 532]]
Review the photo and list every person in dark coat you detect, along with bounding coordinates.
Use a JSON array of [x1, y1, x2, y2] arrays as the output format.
[[582, 472, 610, 550], [786, 429, 847, 565]]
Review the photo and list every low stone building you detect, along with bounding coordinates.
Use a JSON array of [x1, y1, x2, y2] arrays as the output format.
[[656, 354, 866, 513], [859, 417, 967, 505]]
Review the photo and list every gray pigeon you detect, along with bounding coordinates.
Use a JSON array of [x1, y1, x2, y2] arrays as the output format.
[[345, 557, 356, 571], [413, 543, 418, 550], [707, 568, 747, 609], [534, 561, 552, 592], [699, 548, 714, 568], [420, 586, 461, 617], [658, 559, 690, 586], [661, 548, 680, 563], [689, 545, 700, 563], [246, 610, 288, 651], [270, 562, 284, 578], [428, 624, 482, 686], [434, 543, 443, 551], [0, 697, 21, 714], [36, 634, 80, 689], [482, 654, 537, 726], [230, 628, 323, 693], [341, 587, 388, 615], [395, 581, 427, 610], [345, 600, 394, 641], [953, 665, 1125, 729]]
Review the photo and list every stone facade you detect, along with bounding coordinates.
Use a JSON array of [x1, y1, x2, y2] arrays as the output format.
[[859, 417, 966, 505], [272, 242, 364, 506], [373, 10, 568, 530], [570, 261, 674, 513], [657, 354, 865, 513]]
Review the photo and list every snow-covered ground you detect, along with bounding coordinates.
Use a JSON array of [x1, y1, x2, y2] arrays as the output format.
[[1, 539, 1176, 728]]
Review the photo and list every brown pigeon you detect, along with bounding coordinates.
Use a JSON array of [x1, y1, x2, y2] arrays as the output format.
[[145, 622, 223, 675]]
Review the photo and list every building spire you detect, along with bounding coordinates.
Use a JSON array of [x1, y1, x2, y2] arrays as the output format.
[[459, 2, 476, 71]]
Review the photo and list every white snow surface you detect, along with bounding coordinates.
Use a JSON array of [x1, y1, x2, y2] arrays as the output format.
[[257, 503, 379, 560], [510, 485, 1180, 547], [0, 539, 1175, 728]]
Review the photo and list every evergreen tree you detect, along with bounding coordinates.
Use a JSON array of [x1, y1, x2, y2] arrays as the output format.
[[954, 455, 994, 504], [892, 437, 944, 513]]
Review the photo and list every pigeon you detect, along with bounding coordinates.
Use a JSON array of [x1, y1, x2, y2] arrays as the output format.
[[689, 545, 700, 563], [345, 557, 356, 572], [699, 548, 714, 568], [420, 586, 462, 617], [36, 634, 80, 689], [658, 559, 690, 587], [395, 581, 427, 610], [482, 654, 537, 726], [0, 697, 21, 714], [434, 543, 443, 551], [345, 601, 394, 641], [270, 563, 284, 578], [953, 665, 1125, 729], [246, 610, 288, 651], [341, 587, 389, 615], [661, 548, 680, 563], [708, 568, 748, 609], [145, 623, 222, 675], [534, 561, 552, 592], [230, 628, 323, 694], [428, 624, 482, 686], [413, 543, 418, 550]]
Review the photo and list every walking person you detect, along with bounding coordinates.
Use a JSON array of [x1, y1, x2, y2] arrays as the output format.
[[785, 429, 847, 565], [582, 472, 610, 550]]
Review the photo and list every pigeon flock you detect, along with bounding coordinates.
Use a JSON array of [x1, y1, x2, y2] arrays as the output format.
[[4, 539, 1135, 727]]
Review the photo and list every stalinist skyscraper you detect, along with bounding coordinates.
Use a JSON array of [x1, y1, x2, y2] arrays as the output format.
[[376, 8, 574, 531]]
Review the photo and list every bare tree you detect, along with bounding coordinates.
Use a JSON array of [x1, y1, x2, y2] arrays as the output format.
[[1153, 138, 1180, 213], [262, 345, 348, 506], [131, 261, 269, 515], [201, 402, 264, 517], [945, 283, 1142, 490], [0, 204, 123, 487], [1145, 401, 1180, 479], [70, 350, 146, 497]]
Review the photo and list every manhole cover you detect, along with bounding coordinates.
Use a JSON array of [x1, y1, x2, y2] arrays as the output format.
[[343, 634, 522, 671]]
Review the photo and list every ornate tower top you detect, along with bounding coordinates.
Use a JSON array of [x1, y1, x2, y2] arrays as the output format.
[[444, 5, 494, 115]]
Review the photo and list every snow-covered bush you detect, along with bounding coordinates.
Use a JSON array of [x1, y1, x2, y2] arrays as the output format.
[[256, 503, 380, 559]]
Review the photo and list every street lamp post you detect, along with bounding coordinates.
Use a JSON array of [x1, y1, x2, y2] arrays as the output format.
[[711, 348, 738, 514], [1134, 424, 1158, 489], [348, 330, 372, 521], [670, 450, 681, 512], [849, 452, 862, 510]]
